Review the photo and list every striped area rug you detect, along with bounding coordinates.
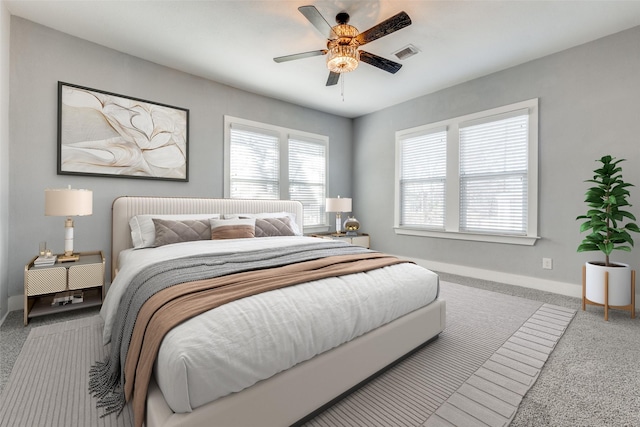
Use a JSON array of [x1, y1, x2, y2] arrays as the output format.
[[304, 282, 575, 427], [425, 304, 574, 427], [0, 316, 133, 427], [0, 281, 574, 427]]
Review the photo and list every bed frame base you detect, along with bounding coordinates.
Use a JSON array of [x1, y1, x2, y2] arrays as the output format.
[[146, 298, 446, 427]]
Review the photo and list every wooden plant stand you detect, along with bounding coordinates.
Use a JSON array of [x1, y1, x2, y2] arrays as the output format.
[[582, 265, 636, 321]]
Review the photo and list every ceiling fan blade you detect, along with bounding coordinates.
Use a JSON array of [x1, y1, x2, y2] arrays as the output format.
[[326, 71, 340, 86], [298, 5, 337, 39], [274, 50, 327, 63], [356, 11, 411, 46], [359, 51, 403, 74]]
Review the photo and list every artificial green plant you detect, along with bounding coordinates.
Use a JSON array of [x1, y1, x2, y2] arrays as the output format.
[[577, 155, 640, 267]]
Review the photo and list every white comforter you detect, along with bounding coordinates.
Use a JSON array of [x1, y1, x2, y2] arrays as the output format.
[[101, 236, 439, 413]]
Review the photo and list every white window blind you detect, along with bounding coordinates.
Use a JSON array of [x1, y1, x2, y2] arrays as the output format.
[[229, 124, 279, 199], [459, 112, 528, 235], [225, 116, 329, 229], [394, 99, 538, 245], [399, 129, 447, 229], [289, 137, 326, 227]]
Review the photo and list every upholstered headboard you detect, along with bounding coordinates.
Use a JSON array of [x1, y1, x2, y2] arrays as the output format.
[[111, 196, 304, 278]]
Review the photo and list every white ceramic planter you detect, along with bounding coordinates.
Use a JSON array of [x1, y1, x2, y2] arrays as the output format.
[[585, 261, 632, 306]]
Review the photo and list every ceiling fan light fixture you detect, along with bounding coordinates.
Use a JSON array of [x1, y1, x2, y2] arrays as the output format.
[[275, 6, 411, 85], [327, 45, 360, 73], [334, 23, 358, 38]]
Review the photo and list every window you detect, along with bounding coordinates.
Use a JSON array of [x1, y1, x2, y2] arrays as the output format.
[[399, 127, 447, 229], [224, 116, 328, 229], [228, 124, 280, 199], [459, 112, 528, 235], [288, 137, 326, 226], [395, 99, 538, 245]]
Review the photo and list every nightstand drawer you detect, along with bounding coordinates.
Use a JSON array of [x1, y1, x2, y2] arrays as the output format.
[[309, 233, 370, 249], [69, 263, 104, 290], [26, 266, 67, 296], [24, 251, 105, 325], [350, 235, 370, 248]]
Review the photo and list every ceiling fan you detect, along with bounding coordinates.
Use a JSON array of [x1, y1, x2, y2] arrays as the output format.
[[274, 5, 412, 86]]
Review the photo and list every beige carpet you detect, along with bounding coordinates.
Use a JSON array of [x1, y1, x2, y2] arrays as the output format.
[[0, 281, 574, 427]]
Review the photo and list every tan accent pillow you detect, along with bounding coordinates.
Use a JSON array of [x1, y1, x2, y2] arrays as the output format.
[[255, 217, 296, 237], [152, 219, 211, 247], [210, 218, 256, 240]]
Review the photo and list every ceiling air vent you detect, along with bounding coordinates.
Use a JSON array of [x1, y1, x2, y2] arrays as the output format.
[[393, 44, 420, 60]]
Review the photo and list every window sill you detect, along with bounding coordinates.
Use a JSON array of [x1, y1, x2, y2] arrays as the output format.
[[394, 227, 539, 246]]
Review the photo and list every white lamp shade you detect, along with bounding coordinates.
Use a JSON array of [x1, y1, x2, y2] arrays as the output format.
[[326, 197, 352, 213], [45, 188, 93, 217]]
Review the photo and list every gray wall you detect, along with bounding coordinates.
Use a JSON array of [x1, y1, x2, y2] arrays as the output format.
[[5, 17, 353, 305], [5, 14, 640, 315], [0, 1, 10, 320], [353, 25, 640, 295]]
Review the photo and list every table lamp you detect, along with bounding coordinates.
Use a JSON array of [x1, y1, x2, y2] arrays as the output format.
[[326, 196, 352, 234], [45, 186, 93, 262]]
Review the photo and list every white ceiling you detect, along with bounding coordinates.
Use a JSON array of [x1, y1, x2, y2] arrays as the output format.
[[6, 0, 640, 118]]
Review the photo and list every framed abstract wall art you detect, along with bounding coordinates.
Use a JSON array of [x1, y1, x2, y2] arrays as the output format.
[[57, 82, 189, 181]]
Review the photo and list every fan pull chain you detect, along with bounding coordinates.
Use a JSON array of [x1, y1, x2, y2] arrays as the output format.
[[341, 74, 345, 102]]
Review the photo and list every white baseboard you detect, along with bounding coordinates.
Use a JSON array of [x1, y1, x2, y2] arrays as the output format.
[[393, 255, 585, 299]]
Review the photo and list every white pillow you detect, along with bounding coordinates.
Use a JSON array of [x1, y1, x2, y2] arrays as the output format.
[[130, 214, 220, 248], [223, 212, 302, 236]]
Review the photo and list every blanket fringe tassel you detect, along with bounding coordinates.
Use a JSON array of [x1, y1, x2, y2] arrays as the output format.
[[88, 358, 126, 417]]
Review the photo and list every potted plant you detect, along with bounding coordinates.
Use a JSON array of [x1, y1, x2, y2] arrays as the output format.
[[577, 155, 639, 308]]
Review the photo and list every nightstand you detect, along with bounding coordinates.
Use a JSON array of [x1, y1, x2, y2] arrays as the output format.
[[309, 233, 370, 249], [23, 251, 105, 325]]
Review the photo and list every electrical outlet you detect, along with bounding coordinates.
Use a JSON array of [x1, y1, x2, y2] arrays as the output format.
[[542, 258, 553, 270]]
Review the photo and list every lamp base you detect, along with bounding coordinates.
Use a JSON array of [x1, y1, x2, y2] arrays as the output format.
[[58, 253, 79, 262]]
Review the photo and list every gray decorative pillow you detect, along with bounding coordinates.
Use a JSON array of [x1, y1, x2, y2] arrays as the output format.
[[153, 219, 211, 247], [130, 213, 220, 248], [210, 218, 256, 240], [225, 212, 302, 235], [255, 217, 296, 237]]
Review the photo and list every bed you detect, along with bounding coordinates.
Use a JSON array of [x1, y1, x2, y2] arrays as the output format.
[[101, 196, 446, 427]]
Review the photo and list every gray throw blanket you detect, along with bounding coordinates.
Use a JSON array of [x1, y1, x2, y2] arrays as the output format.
[[89, 241, 371, 416]]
